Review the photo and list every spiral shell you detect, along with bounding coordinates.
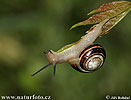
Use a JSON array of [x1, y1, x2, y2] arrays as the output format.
[[70, 44, 106, 73]]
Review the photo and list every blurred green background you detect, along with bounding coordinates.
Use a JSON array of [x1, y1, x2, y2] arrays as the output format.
[[0, 0, 131, 100]]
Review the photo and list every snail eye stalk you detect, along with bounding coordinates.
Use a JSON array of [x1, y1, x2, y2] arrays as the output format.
[[31, 63, 51, 76], [53, 64, 56, 76]]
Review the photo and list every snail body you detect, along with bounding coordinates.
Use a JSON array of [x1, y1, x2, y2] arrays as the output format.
[[47, 19, 107, 64], [32, 19, 107, 76]]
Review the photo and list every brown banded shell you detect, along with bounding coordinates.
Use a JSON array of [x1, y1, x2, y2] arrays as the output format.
[[70, 44, 106, 73]]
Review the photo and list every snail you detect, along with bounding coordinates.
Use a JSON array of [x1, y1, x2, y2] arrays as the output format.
[[32, 19, 108, 76], [32, 1, 131, 76]]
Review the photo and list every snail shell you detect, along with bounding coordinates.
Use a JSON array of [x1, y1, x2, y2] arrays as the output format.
[[69, 44, 106, 73]]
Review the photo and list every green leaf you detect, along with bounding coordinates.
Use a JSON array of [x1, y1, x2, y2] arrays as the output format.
[[88, 1, 131, 15], [100, 8, 131, 36], [70, 1, 131, 30]]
